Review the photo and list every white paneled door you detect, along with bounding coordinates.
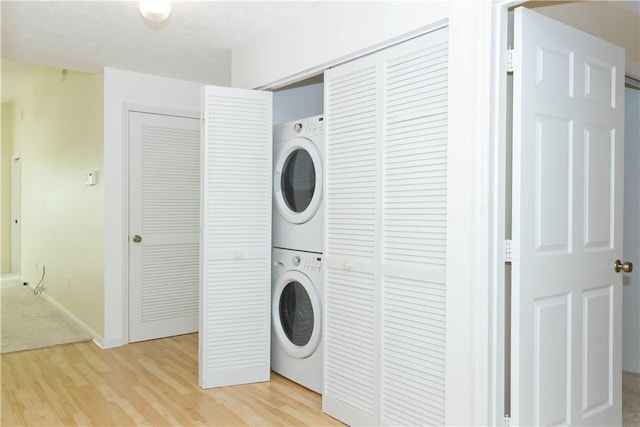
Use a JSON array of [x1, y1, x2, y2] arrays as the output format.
[[511, 7, 624, 426], [129, 111, 201, 343], [200, 86, 272, 389]]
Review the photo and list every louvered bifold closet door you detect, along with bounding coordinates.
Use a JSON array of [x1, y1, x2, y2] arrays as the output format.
[[381, 28, 448, 426], [324, 27, 448, 427], [324, 54, 380, 426], [200, 86, 272, 389]]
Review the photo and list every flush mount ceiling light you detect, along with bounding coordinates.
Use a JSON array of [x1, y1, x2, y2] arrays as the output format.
[[138, 0, 171, 23]]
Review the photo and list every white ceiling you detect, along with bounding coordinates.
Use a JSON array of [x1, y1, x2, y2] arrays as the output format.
[[1, 1, 318, 86]]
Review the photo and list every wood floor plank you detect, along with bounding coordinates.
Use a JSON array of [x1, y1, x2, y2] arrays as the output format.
[[1, 334, 345, 427]]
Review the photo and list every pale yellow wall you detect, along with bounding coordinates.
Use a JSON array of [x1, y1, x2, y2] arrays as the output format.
[[1, 102, 13, 273], [529, 1, 640, 79], [1, 60, 104, 337]]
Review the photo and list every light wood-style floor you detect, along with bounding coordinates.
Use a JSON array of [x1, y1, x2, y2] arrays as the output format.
[[1, 333, 345, 426]]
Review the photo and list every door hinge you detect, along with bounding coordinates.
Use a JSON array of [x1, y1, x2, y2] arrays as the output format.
[[505, 239, 513, 263], [507, 48, 515, 73]]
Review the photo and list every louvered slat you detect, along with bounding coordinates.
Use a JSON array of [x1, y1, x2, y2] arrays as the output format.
[[141, 126, 200, 235], [326, 66, 378, 261], [141, 243, 199, 322], [201, 86, 272, 389], [325, 268, 377, 416], [384, 40, 448, 268], [129, 112, 201, 343], [381, 30, 448, 427]]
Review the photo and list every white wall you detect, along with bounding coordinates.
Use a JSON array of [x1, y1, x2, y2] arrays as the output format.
[[231, 2, 495, 425], [623, 86, 640, 373], [103, 68, 201, 347], [232, 2, 450, 90]]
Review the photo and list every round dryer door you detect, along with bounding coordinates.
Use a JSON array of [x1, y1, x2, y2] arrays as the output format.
[[273, 137, 323, 224], [272, 270, 322, 359]]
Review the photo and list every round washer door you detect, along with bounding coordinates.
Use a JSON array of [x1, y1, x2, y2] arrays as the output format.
[[272, 270, 322, 359], [273, 137, 323, 224]]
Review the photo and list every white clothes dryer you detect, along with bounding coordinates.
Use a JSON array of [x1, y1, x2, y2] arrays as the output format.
[[271, 247, 323, 393], [272, 115, 324, 253]]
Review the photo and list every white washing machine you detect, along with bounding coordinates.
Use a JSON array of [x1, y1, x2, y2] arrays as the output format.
[[272, 115, 324, 253], [271, 247, 323, 393]]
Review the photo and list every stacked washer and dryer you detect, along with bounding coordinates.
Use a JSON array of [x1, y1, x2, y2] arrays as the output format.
[[271, 115, 324, 394]]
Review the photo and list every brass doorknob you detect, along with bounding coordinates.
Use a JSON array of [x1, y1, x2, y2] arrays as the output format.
[[614, 259, 633, 273], [132, 235, 142, 243]]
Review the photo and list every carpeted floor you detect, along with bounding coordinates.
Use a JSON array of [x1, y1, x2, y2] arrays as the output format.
[[624, 371, 640, 427], [1, 282, 92, 354]]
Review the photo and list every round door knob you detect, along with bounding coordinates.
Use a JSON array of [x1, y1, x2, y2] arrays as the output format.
[[614, 259, 633, 273], [132, 235, 142, 243]]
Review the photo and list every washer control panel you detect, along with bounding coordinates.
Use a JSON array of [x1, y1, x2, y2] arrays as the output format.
[[298, 254, 322, 273]]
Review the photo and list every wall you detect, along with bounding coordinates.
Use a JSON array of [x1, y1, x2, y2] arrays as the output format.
[[232, 1, 450, 90], [1, 60, 104, 337], [103, 67, 201, 347], [273, 82, 323, 124], [1, 102, 13, 273], [529, 1, 640, 80], [231, 2, 495, 425], [623, 86, 640, 373]]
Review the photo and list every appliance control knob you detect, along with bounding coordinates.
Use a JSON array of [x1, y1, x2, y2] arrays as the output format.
[[292, 256, 301, 266]]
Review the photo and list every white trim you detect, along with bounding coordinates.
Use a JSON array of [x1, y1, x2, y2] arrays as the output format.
[[489, 1, 525, 425]]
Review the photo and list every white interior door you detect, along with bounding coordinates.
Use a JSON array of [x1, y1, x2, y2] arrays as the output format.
[[11, 155, 21, 274], [200, 85, 272, 389], [129, 111, 201, 343], [511, 7, 624, 426]]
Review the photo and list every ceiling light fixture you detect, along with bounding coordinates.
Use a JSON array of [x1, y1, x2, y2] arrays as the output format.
[[138, 0, 171, 23]]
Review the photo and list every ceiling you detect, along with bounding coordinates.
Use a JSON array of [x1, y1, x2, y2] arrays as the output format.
[[3, 1, 638, 90], [1, 1, 318, 86]]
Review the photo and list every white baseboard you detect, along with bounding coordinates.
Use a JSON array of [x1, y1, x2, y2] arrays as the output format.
[[1, 273, 20, 286], [34, 288, 105, 348]]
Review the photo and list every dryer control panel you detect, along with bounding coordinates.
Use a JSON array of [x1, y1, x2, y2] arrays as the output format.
[[294, 117, 324, 137]]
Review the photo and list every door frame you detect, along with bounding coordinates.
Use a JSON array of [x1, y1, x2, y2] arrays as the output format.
[[10, 153, 21, 274], [122, 104, 200, 344]]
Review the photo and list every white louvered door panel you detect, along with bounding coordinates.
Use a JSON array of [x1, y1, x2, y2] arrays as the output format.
[[129, 111, 200, 343], [324, 55, 380, 426], [324, 27, 448, 427], [200, 86, 272, 389], [381, 29, 448, 426]]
